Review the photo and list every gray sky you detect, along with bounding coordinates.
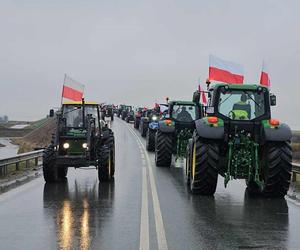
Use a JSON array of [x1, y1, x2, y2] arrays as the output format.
[[1, 0, 300, 128]]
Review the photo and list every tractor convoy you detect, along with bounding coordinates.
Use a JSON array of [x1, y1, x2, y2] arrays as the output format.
[[43, 81, 292, 198]]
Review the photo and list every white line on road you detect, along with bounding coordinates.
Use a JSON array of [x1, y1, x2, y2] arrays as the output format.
[[140, 167, 149, 250], [127, 125, 169, 250]]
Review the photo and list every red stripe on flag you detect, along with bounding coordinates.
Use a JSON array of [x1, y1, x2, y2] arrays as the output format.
[[260, 71, 270, 87], [209, 67, 244, 84], [62, 85, 83, 101]]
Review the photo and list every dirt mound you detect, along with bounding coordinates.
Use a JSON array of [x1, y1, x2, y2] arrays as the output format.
[[13, 118, 56, 153]]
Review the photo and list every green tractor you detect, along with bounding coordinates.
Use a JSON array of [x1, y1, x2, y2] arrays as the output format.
[[155, 100, 203, 167], [43, 100, 115, 183], [186, 83, 292, 197]]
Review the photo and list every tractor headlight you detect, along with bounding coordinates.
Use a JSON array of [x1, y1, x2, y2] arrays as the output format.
[[63, 142, 70, 149], [152, 116, 158, 121], [82, 143, 88, 149]]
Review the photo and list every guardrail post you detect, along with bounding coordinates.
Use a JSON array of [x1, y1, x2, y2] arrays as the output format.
[[35, 157, 38, 166], [16, 162, 19, 171], [26, 160, 29, 169]]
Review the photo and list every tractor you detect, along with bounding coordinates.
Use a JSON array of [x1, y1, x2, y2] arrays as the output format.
[[186, 83, 292, 198], [133, 107, 144, 129], [102, 104, 114, 121], [146, 104, 168, 151], [43, 100, 115, 183], [139, 109, 154, 137], [117, 104, 126, 118], [121, 105, 132, 120], [155, 100, 203, 167]]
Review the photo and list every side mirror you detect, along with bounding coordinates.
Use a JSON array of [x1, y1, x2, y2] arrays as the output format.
[[270, 94, 276, 106], [49, 109, 54, 117], [193, 91, 200, 103]]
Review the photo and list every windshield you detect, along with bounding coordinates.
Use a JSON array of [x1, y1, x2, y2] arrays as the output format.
[[218, 90, 265, 120], [172, 104, 196, 122], [63, 105, 99, 128]]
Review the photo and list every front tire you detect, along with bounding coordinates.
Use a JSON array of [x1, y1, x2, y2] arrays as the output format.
[[146, 129, 156, 151], [155, 131, 173, 167], [98, 146, 114, 182], [189, 136, 219, 195], [43, 146, 58, 183], [262, 141, 292, 198]]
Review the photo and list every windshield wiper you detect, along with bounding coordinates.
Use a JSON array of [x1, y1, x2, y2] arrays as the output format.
[[63, 107, 82, 116], [219, 93, 232, 105], [244, 91, 261, 108]]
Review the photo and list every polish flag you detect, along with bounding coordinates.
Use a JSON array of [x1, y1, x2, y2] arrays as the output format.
[[209, 55, 244, 84], [260, 61, 271, 87], [198, 85, 207, 105], [62, 75, 84, 102]]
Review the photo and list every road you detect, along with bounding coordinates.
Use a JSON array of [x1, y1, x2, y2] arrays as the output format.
[[0, 118, 300, 249]]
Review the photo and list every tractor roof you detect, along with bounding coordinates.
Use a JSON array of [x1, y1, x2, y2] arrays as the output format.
[[210, 83, 269, 91], [170, 100, 196, 105], [63, 101, 99, 105]]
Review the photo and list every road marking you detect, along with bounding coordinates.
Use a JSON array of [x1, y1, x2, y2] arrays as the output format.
[[127, 125, 169, 250], [140, 167, 149, 250]]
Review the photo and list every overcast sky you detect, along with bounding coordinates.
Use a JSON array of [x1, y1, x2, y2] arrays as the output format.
[[1, 0, 300, 128]]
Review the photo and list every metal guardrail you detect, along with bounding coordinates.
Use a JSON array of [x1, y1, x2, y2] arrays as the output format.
[[0, 150, 43, 176]]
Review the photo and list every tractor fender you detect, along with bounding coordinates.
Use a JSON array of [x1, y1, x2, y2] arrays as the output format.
[[158, 122, 175, 133], [264, 123, 292, 141], [195, 119, 224, 139]]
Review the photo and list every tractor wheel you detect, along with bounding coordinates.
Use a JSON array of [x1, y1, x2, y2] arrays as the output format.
[[134, 119, 140, 129], [262, 141, 292, 198], [98, 146, 114, 182], [146, 129, 156, 151], [141, 123, 147, 137], [57, 167, 68, 179], [155, 131, 173, 167], [43, 146, 58, 183], [189, 136, 219, 195]]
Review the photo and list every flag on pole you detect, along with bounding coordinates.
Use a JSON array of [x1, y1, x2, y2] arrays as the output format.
[[259, 61, 271, 87], [209, 55, 244, 84], [198, 85, 207, 105], [62, 75, 84, 102]]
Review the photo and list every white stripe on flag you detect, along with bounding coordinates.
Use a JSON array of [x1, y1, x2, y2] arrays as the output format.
[[209, 55, 244, 75]]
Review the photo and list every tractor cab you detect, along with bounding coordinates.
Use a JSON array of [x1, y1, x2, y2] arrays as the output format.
[[166, 100, 202, 131], [56, 101, 101, 157], [205, 84, 275, 143]]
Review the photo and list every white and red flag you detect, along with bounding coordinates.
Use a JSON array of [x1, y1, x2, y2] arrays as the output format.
[[259, 61, 271, 87], [61, 75, 85, 102], [209, 55, 244, 84], [198, 85, 207, 105]]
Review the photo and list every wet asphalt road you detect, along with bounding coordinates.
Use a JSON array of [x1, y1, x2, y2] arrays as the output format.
[[0, 118, 300, 250]]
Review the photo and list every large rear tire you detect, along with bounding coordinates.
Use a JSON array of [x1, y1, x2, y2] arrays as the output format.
[[146, 129, 156, 151], [262, 141, 292, 198], [189, 136, 219, 195], [43, 146, 58, 183], [155, 131, 173, 167]]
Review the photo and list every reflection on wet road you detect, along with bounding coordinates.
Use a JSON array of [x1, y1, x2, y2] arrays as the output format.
[[0, 118, 300, 249]]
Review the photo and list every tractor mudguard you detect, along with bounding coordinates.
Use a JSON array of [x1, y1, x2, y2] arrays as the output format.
[[264, 123, 292, 141], [158, 122, 175, 133], [195, 119, 224, 139]]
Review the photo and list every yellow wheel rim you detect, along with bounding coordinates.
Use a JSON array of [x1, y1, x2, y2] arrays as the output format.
[[192, 143, 196, 180]]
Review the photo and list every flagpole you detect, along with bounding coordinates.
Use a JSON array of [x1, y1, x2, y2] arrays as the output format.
[[61, 73, 67, 106]]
